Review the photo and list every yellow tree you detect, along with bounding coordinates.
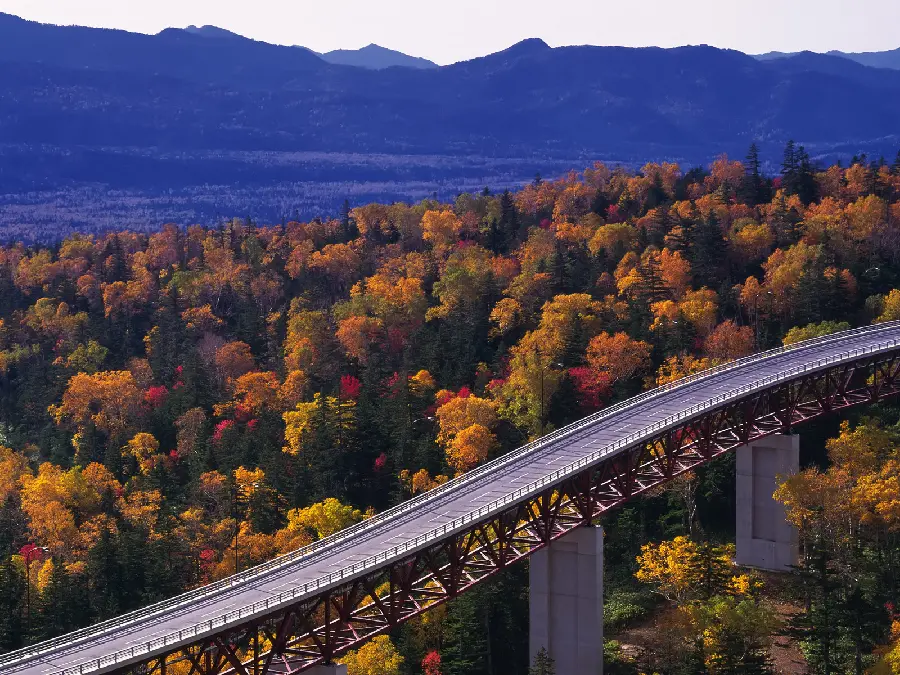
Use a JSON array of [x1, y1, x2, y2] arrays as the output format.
[[875, 289, 900, 323], [123, 432, 163, 476], [636, 536, 744, 605], [655, 355, 717, 386], [585, 332, 652, 384], [0, 446, 29, 503], [421, 209, 463, 253], [782, 321, 850, 346], [286, 498, 366, 539], [635, 536, 703, 604], [50, 370, 143, 445], [446, 423, 495, 474], [678, 288, 719, 337], [283, 393, 356, 458], [435, 393, 498, 473], [339, 635, 404, 675]]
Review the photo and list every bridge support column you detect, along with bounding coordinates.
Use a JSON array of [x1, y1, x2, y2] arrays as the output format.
[[307, 665, 347, 675], [736, 434, 799, 571], [530, 525, 603, 675]]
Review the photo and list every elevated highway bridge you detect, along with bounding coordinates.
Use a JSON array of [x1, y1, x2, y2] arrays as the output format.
[[4, 322, 900, 675]]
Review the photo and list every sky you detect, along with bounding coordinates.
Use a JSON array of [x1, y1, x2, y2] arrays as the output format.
[[1, 0, 897, 65]]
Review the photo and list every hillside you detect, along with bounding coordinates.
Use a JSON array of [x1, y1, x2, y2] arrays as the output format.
[[2, 155, 900, 673]]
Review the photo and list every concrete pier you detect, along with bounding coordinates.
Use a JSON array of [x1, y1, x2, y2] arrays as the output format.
[[529, 526, 603, 675], [735, 434, 800, 571]]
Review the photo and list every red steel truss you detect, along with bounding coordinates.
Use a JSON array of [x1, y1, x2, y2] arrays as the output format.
[[106, 352, 900, 675]]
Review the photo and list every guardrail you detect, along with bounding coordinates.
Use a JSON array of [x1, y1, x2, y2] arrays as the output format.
[[4, 321, 899, 674]]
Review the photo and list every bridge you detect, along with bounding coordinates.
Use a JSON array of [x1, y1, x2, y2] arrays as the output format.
[[3, 322, 900, 675]]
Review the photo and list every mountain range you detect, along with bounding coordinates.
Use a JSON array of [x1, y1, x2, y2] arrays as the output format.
[[756, 47, 900, 70], [180, 23, 438, 69], [0, 12, 898, 239]]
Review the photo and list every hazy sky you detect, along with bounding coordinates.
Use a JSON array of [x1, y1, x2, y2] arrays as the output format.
[[1, 0, 897, 65]]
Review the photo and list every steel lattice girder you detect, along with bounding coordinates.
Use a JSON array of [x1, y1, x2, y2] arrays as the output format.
[[122, 352, 900, 675]]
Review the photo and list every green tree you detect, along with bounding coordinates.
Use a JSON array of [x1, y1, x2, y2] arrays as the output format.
[[32, 560, 89, 641], [528, 647, 555, 675], [741, 143, 769, 207], [0, 556, 25, 651]]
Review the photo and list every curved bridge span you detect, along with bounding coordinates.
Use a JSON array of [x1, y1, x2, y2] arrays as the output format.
[[5, 322, 900, 675]]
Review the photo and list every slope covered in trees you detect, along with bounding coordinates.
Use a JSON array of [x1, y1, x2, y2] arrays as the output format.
[[3, 147, 900, 673]]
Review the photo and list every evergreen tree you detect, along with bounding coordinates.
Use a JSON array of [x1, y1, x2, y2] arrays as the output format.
[[528, 647, 555, 675], [85, 528, 122, 620], [443, 589, 491, 675], [768, 193, 800, 247], [796, 145, 818, 205], [591, 188, 611, 218], [635, 254, 670, 303], [442, 568, 528, 675], [0, 556, 25, 651], [788, 546, 844, 675], [781, 140, 799, 195], [498, 190, 520, 249], [645, 173, 668, 211], [893, 150, 900, 174], [690, 211, 725, 288], [32, 560, 89, 641], [340, 199, 358, 242], [741, 143, 768, 206]]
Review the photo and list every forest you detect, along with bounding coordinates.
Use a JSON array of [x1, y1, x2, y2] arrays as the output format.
[[3, 143, 900, 674]]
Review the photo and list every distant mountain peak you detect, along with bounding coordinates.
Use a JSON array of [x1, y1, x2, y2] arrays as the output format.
[[180, 25, 245, 40], [503, 37, 551, 54], [319, 44, 437, 70]]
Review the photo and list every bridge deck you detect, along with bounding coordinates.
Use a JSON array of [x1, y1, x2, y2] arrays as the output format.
[[4, 322, 900, 674]]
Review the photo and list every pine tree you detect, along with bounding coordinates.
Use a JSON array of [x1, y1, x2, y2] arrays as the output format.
[[892, 150, 900, 174], [85, 528, 122, 620], [33, 560, 89, 642], [0, 556, 25, 651], [486, 217, 504, 254], [690, 211, 725, 288], [645, 172, 667, 211], [796, 145, 818, 205], [528, 647, 555, 675], [741, 143, 768, 206], [591, 188, 611, 218], [635, 254, 670, 303], [340, 199, 358, 242], [769, 193, 799, 247], [442, 589, 491, 675], [498, 190, 520, 251], [781, 140, 799, 195]]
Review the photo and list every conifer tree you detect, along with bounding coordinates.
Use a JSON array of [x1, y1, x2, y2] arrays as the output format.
[[528, 647, 555, 675], [690, 211, 724, 288], [498, 190, 520, 249], [781, 140, 799, 195], [33, 560, 88, 642], [741, 143, 768, 206], [0, 556, 25, 651]]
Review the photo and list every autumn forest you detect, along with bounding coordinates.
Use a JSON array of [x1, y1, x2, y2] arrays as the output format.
[[4, 145, 900, 674]]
